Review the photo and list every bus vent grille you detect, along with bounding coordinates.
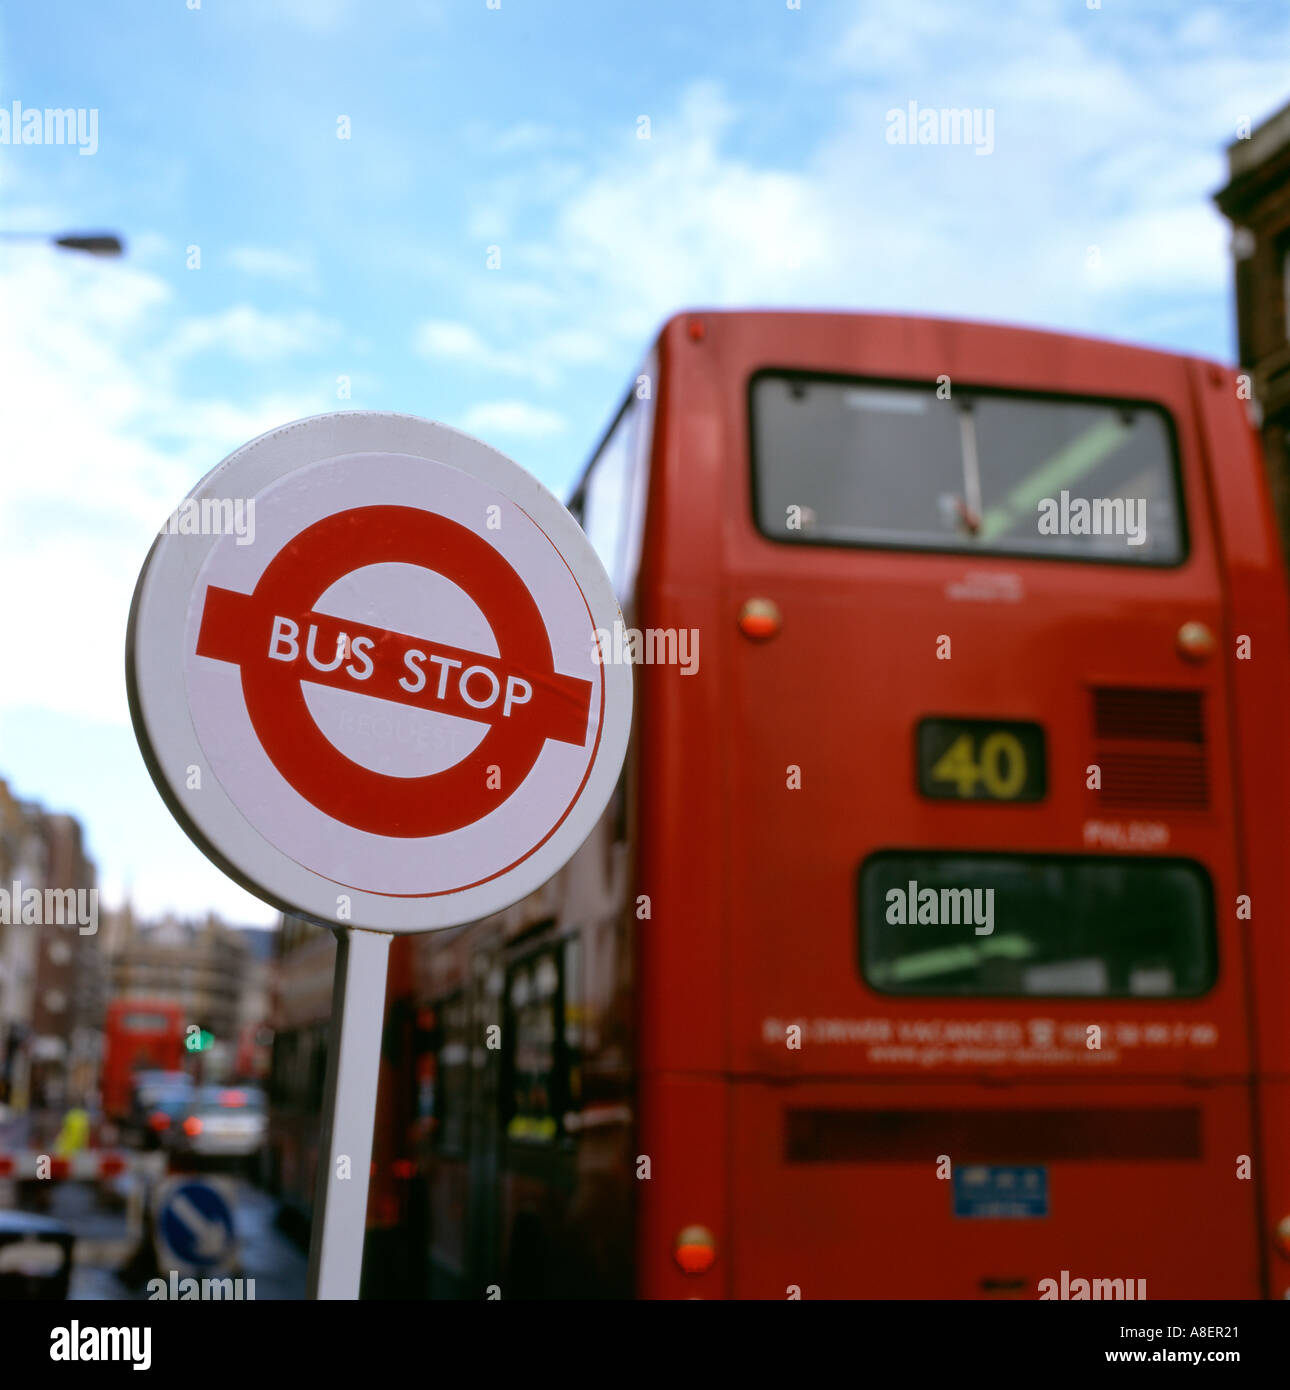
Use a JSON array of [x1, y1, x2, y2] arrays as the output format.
[[1092, 688, 1208, 810], [1098, 753, 1209, 809], [1092, 687, 1204, 743]]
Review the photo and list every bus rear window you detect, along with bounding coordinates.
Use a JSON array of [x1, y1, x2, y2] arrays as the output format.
[[858, 852, 1214, 998], [751, 375, 1184, 563], [120, 1012, 171, 1031]]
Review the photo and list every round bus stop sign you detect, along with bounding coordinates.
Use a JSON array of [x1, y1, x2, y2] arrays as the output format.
[[127, 412, 632, 932]]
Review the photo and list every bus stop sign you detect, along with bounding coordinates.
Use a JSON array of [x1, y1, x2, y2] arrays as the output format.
[[127, 412, 632, 933], [127, 412, 631, 1299]]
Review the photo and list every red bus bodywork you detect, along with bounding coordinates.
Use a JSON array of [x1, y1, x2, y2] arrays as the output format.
[[631, 312, 1290, 1299], [283, 311, 1290, 1299], [101, 998, 186, 1118]]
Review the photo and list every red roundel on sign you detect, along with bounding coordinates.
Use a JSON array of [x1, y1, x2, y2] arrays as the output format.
[[193, 504, 594, 838]]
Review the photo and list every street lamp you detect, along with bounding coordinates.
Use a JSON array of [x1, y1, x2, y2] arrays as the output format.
[[0, 230, 124, 257]]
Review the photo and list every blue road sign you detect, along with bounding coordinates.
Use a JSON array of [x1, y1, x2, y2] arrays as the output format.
[[156, 1179, 236, 1270], [953, 1164, 1049, 1219]]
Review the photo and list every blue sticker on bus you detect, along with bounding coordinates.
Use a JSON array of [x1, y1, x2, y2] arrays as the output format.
[[953, 1164, 1048, 1218]]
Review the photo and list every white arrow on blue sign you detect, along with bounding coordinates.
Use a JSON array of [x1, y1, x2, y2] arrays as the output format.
[[155, 1178, 236, 1272]]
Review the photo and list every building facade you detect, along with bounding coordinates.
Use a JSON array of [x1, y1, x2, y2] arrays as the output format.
[[0, 780, 46, 1108], [0, 780, 103, 1111], [29, 813, 103, 1109], [1215, 98, 1290, 561], [106, 905, 271, 1078]]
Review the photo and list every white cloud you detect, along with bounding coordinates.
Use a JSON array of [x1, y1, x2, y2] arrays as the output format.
[[255, 0, 355, 32], [539, 328, 612, 365], [0, 239, 332, 927], [414, 317, 561, 386], [454, 9, 1289, 356], [226, 245, 315, 282], [492, 122, 561, 155], [1088, 205, 1230, 294], [415, 319, 491, 360], [165, 305, 339, 362], [0, 248, 329, 726], [524, 86, 837, 339], [829, 0, 959, 74], [459, 400, 566, 438]]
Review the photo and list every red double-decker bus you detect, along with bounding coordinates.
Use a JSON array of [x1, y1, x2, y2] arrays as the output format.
[[101, 998, 186, 1119], [278, 310, 1290, 1300]]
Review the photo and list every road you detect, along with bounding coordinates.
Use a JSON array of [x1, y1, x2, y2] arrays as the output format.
[[0, 1115, 308, 1300]]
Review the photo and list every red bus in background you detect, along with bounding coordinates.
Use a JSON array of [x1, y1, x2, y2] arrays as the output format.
[[101, 998, 186, 1119], [274, 310, 1290, 1299]]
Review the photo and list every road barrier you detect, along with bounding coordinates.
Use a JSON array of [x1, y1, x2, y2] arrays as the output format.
[[0, 1151, 164, 1180], [0, 1150, 167, 1272]]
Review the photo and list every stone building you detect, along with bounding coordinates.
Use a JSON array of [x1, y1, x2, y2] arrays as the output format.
[[0, 780, 45, 1107], [0, 781, 103, 1110], [28, 813, 103, 1109], [1214, 97, 1290, 561], [106, 905, 268, 1073]]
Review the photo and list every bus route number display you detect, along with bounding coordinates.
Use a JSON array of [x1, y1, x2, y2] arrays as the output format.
[[917, 718, 1045, 802]]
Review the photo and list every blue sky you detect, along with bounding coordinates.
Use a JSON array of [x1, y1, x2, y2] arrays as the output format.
[[0, 0, 1286, 926]]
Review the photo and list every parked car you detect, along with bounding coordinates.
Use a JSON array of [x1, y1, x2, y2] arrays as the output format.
[[125, 1071, 193, 1150], [171, 1086, 268, 1172], [0, 1211, 74, 1299]]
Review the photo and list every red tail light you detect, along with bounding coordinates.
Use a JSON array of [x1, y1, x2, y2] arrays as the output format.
[[219, 1090, 246, 1107], [674, 1225, 717, 1275], [98, 1156, 127, 1178], [1274, 1215, 1290, 1260], [738, 598, 780, 640], [182, 1116, 203, 1137], [147, 1111, 171, 1131]]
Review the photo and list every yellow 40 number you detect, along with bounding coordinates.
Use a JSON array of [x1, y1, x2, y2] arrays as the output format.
[[930, 731, 1027, 799]]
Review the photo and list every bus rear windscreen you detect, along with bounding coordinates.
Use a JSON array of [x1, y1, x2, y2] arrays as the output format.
[[119, 1012, 172, 1031], [859, 852, 1215, 997], [751, 375, 1184, 563]]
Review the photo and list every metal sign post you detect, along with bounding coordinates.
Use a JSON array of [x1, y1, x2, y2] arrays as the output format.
[[306, 927, 391, 1300], [128, 412, 632, 1303]]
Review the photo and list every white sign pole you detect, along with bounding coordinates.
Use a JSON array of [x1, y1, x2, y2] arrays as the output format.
[[306, 927, 392, 1300]]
